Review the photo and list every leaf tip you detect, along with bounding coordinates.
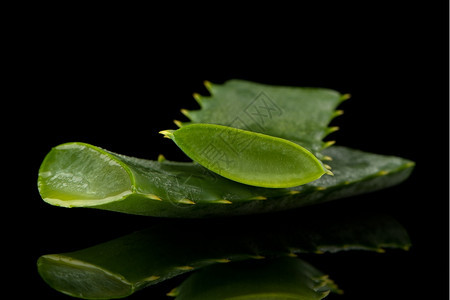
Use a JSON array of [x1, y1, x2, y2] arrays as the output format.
[[180, 108, 191, 118], [173, 120, 184, 128], [203, 80, 212, 93], [212, 199, 233, 204], [159, 130, 175, 139], [166, 288, 179, 297], [250, 255, 265, 259], [157, 154, 166, 162], [336, 289, 345, 295], [145, 194, 162, 201], [192, 92, 202, 105], [214, 258, 231, 263], [177, 199, 196, 205], [326, 126, 340, 135], [176, 265, 195, 271], [249, 196, 267, 200], [405, 162, 415, 168], [323, 140, 336, 149], [146, 275, 161, 281], [332, 110, 344, 118], [340, 93, 351, 101]]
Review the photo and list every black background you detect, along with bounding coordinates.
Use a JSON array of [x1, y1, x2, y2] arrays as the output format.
[[28, 3, 448, 299]]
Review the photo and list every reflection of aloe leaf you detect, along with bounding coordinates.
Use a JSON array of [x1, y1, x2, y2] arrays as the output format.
[[38, 143, 414, 217], [170, 258, 340, 300], [37, 214, 410, 299]]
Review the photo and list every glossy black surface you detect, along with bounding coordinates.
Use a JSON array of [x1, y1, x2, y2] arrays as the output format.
[[28, 3, 447, 299]]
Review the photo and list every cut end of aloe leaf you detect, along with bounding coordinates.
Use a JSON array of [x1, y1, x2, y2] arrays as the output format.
[[37, 255, 132, 299], [37, 143, 134, 208]]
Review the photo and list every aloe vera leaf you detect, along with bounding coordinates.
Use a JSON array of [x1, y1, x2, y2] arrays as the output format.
[[161, 124, 328, 188], [38, 142, 414, 217], [37, 214, 409, 299], [181, 79, 348, 155], [171, 258, 339, 300]]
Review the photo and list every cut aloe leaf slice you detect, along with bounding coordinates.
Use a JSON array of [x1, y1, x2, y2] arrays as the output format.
[[38, 142, 414, 217], [161, 124, 328, 188]]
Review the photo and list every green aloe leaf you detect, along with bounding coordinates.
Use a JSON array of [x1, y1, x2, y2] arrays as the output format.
[[165, 79, 347, 187], [180, 79, 348, 156], [37, 79, 414, 216], [170, 258, 340, 300], [38, 142, 414, 217], [37, 214, 409, 299], [160, 124, 329, 188]]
